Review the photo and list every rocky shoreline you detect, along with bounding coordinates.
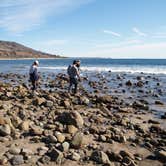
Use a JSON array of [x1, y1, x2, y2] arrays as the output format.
[[0, 71, 166, 166]]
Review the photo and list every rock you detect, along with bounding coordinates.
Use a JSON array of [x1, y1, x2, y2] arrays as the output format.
[[148, 119, 160, 124], [119, 150, 134, 160], [79, 96, 90, 105], [55, 132, 65, 143], [67, 125, 78, 135], [59, 111, 84, 128], [106, 150, 123, 162], [133, 101, 149, 110], [11, 116, 22, 128], [155, 100, 164, 105], [11, 155, 24, 165], [91, 150, 111, 164], [0, 116, 6, 125], [48, 148, 63, 164], [34, 97, 46, 105], [39, 155, 50, 164], [30, 126, 43, 135], [9, 147, 21, 155], [136, 81, 144, 87], [161, 112, 166, 119], [45, 100, 54, 107], [126, 80, 132, 86], [37, 146, 49, 156], [71, 132, 84, 148], [21, 148, 34, 155], [62, 100, 71, 109], [70, 152, 80, 161], [98, 135, 107, 142], [97, 95, 112, 103], [47, 135, 57, 143], [19, 121, 30, 131], [61, 142, 70, 152], [0, 124, 11, 136], [0, 156, 8, 165], [155, 150, 166, 161]]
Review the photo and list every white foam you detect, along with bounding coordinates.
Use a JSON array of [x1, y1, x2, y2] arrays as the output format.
[[38, 66, 166, 74]]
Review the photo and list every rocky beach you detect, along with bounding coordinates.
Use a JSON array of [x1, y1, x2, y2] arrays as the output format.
[[0, 69, 166, 166]]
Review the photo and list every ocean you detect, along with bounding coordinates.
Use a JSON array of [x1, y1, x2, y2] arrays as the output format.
[[0, 58, 166, 74]]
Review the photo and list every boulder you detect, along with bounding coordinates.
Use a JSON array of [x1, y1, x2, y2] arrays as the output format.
[[58, 111, 84, 128], [11, 155, 24, 165], [91, 150, 111, 164], [0, 124, 11, 136]]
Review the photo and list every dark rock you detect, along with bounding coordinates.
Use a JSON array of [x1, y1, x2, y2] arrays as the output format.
[[58, 111, 84, 128]]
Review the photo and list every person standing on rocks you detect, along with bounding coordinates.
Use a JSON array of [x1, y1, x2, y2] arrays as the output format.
[[29, 60, 40, 92], [67, 60, 81, 94]]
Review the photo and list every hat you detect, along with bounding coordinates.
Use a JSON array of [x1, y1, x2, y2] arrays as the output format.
[[34, 60, 39, 65]]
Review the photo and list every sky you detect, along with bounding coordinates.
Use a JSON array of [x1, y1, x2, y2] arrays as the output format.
[[0, 0, 166, 58]]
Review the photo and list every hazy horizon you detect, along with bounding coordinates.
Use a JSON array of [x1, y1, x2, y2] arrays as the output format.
[[1, 0, 166, 58]]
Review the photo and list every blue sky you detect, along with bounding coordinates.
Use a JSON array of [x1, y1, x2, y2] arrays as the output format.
[[1, 0, 166, 58]]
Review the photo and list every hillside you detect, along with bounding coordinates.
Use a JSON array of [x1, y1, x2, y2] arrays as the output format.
[[0, 40, 61, 59]]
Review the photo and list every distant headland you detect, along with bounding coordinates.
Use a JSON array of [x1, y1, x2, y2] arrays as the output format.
[[0, 40, 62, 59]]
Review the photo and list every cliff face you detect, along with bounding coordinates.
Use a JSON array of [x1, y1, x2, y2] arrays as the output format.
[[0, 41, 60, 59]]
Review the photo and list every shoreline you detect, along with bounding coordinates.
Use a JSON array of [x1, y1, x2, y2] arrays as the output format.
[[0, 57, 67, 60]]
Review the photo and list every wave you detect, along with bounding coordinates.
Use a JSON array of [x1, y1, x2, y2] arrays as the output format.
[[38, 65, 166, 74]]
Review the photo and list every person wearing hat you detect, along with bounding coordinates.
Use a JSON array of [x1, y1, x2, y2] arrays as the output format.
[[67, 60, 81, 94], [29, 60, 39, 91]]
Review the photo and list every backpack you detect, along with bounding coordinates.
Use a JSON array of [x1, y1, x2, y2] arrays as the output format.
[[67, 65, 72, 75]]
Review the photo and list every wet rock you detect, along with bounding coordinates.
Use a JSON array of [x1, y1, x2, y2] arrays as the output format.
[[71, 132, 84, 148], [97, 95, 112, 103], [126, 80, 132, 86], [161, 112, 166, 119], [11, 155, 24, 165], [155, 100, 164, 105], [133, 101, 149, 110], [0, 124, 11, 136], [136, 81, 144, 87], [91, 150, 111, 164]]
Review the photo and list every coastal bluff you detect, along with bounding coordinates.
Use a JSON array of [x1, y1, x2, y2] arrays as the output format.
[[0, 40, 60, 59]]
